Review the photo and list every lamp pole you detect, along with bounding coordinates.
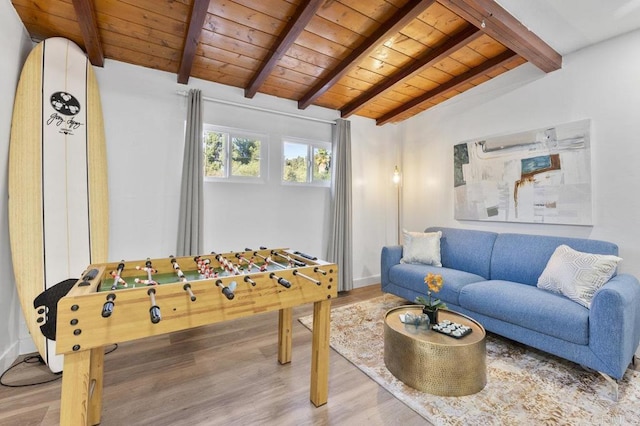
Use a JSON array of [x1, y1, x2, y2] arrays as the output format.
[[393, 166, 401, 245]]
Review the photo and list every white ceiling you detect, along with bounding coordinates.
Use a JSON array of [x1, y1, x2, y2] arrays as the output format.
[[496, 0, 640, 54]]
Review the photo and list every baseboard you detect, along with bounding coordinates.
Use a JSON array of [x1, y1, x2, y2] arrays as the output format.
[[353, 275, 380, 289]]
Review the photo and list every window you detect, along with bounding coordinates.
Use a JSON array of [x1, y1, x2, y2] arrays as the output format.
[[282, 138, 332, 186], [203, 125, 267, 181]]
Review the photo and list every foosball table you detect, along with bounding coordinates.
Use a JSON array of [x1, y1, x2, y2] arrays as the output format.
[[53, 248, 338, 425]]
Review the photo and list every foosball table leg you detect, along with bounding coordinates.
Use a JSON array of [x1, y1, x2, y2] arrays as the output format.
[[88, 347, 105, 425], [278, 308, 293, 364], [310, 299, 331, 407], [59, 347, 104, 426]]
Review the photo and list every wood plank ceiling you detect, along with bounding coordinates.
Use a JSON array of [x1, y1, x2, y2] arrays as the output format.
[[11, 0, 562, 125]]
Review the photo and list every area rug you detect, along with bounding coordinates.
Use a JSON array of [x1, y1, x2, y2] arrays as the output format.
[[298, 295, 640, 425]]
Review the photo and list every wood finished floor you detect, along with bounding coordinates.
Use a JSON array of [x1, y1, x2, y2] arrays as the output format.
[[0, 285, 428, 426]]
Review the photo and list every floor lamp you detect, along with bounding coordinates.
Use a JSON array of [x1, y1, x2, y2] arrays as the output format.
[[393, 166, 401, 245]]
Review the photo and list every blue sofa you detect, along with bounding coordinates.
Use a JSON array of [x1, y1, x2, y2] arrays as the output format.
[[381, 227, 640, 386]]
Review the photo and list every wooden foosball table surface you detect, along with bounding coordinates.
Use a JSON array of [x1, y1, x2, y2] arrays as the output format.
[[50, 248, 338, 425]]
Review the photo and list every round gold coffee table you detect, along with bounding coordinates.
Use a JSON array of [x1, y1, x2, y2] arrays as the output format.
[[384, 305, 486, 396]]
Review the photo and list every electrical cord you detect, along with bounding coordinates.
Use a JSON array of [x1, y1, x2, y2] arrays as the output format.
[[0, 354, 61, 387], [0, 344, 118, 388]]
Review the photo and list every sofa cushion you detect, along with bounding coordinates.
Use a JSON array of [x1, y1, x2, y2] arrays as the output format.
[[389, 263, 485, 306], [425, 227, 497, 279], [401, 230, 442, 266], [459, 280, 589, 345], [537, 244, 622, 308], [490, 233, 619, 286]]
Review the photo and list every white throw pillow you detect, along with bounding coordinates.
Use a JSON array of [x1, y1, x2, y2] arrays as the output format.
[[537, 244, 622, 308], [401, 230, 442, 267]]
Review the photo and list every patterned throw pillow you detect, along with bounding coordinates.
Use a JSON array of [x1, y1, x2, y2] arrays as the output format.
[[401, 230, 442, 267], [537, 244, 622, 308]]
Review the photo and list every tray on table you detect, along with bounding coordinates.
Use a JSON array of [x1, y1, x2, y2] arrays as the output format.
[[432, 319, 473, 339]]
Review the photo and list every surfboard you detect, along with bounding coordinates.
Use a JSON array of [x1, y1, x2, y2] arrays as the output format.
[[8, 37, 109, 373]]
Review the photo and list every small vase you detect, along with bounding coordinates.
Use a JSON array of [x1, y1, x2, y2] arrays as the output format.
[[422, 307, 438, 326]]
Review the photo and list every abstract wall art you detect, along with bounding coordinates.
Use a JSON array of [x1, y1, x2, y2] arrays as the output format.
[[454, 119, 592, 225]]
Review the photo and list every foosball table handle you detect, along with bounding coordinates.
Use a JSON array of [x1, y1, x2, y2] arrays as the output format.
[[294, 251, 317, 261], [270, 272, 291, 288], [101, 293, 116, 318], [221, 286, 234, 300], [149, 306, 161, 323], [215, 279, 236, 300]]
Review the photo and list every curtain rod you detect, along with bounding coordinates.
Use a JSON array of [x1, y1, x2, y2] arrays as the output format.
[[176, 90, 336, 125]]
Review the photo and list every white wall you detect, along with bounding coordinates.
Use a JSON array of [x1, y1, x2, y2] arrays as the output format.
[[93, 60, 399, 286], [94, 61, 190, 261], [196, 86, 336, 258], [95, 60, 338, 261], [0, 0, 35, 371], [399, 28, 640, 277], [350, 115, 401, 286]]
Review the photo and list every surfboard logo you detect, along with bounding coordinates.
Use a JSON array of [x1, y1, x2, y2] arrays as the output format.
[[48, 91, 84, 135]]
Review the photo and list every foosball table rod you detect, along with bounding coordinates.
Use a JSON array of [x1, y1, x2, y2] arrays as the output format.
[[253, 251, 287, 270], [293, 269, 321, 286], [171, 257, 197, 301], [183, 283, 196, 301], [314, 266, 327, 275], [235, 253, 266, 272], [110, 262, 126, 290]]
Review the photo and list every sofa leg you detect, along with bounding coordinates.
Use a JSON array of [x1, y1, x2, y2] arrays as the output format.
[[598, 371, 619, 402]]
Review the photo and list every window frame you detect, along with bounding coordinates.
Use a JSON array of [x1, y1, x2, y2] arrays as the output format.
[[281, 136, 332, 187], [203, 124, 268, 184]]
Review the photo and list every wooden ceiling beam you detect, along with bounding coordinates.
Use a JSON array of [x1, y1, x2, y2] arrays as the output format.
[[71, 0, 104, 67], [341, 24, 482, 118], [376, 49, 517, 126], [177, 0, 209, 84], [244, 0, 325, 99], [437, 0, 562, 73], [298, 0, 437, 110]]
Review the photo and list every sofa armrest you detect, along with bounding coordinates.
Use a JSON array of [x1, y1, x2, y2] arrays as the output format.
[[381, 245, 402, 290], [589, 273, 640, 378]]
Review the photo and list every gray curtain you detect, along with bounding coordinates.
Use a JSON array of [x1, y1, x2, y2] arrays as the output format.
[[327, 118, 353, 291], [176, 89, 204, 256]]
